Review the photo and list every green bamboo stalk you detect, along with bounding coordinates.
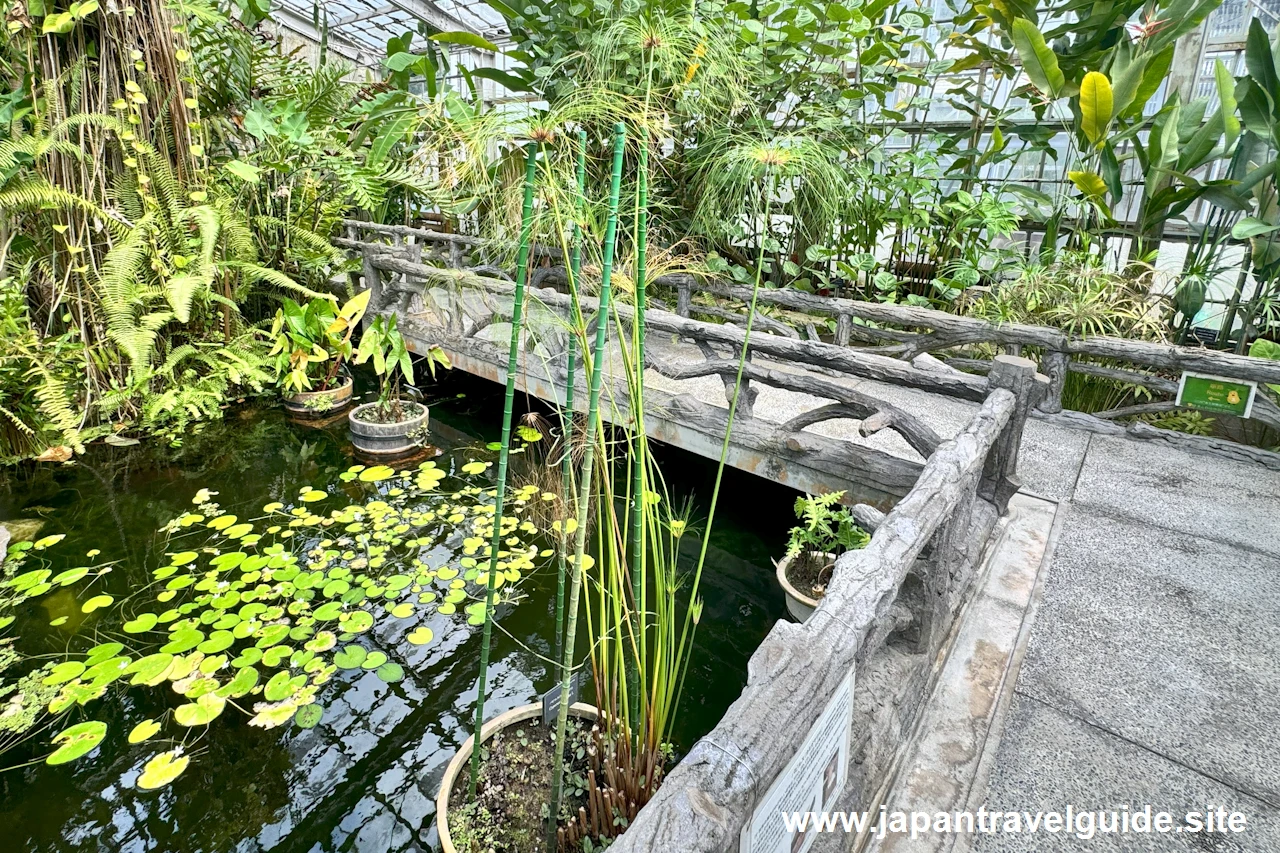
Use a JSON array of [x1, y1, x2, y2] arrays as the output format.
[[628, 137, 649, 733], [555, 129, 589, 670], [548, 121, 626, 841], [469, 142, 539, 798]]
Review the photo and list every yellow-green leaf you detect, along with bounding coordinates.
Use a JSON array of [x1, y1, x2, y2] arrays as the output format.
[[1068, 170, 1108, 199], [1079, 71, 1113, 147]]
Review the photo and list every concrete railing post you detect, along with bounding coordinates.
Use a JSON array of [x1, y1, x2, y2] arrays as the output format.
[[1039, 348, 1068, 414], [980, 354, 1046, 511]]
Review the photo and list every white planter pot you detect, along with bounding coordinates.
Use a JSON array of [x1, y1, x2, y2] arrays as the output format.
[[775, 551, 837, 622]]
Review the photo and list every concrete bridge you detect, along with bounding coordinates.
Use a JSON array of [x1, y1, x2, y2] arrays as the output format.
[[342, 221, 1280, 851]]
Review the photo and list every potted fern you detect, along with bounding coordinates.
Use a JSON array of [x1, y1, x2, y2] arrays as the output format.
[[348, 314, 450, 455], [269, 292, 369, 416], [776, 491, 870, 621]]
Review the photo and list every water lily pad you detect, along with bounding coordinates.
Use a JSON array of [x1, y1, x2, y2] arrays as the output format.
[[333, 645, 366, 669], [43, 661, 86, 686], [262, 645, 292, 667], [51, 567, 90, 586], [295, 703, 324, 728], [376, 662, 404, 683], [224, 523, 253, 539], [85, 643, 124, 665], [49, 617, 68, 627], [81, 594, 114, 613], [197, 631, 235, 654], [461, 461, 488, 475], [126, 653, 175, 686], [169, 551, 198, 566], [361, 651, 388, 670], [174, 693, 225, 726], [161, 629, 204, 654], [219, 665, 259, 698], [128, 719, 161, 744], [358, 465, 395, 482], [406, 627, 433, 646], [211, 551, 246, 571], [264, 671, 305, 702], [124, 613, 159, 633], [304, 631, 337, 652], [390, 602, 414, 619], [255, 624, 290, 648], [208, 514, 238, 530], [137, 749, 189, 789], [343, 610, 373, 633], [437, 602, 456, 615], [300, 489, 327, 503], [47, 721, 107, 765]]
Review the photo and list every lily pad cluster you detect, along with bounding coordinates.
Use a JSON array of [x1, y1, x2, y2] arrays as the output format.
[[6, 457, 557, 790]]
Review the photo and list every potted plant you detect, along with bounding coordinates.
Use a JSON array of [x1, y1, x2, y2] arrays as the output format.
[[348, 314, 449, 455], [269, 291, 369, 415], [776, 490, 870, 621]]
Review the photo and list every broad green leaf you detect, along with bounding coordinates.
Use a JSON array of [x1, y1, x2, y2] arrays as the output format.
[[47, 721, 107, 765], [137, 749, 189, 789], [333, 644, 367, 669], [81, 594, 114, 613], [406, 626, 434, 645], [126, 653, 175, 686], [1010, 19, 1063, 98], [295, 704, 324, 728], [224, 160, 260, 183], [1232, 217, 1280, 239], [43, 661, 86, 686], [429, 31, 500, 52], [1068, 171, 1108, 199], [128, 719, 161, 744], [124, 613, 159, 633], [174, 693, 225, 726], [1079, 72, 1113, 147], [376, 662, 404, 683]]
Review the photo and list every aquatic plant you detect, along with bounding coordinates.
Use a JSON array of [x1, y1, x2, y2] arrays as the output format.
[[1, 457, 554, 788]]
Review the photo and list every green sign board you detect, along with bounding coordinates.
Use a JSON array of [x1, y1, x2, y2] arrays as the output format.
[[1176, 372, 1257, 417]]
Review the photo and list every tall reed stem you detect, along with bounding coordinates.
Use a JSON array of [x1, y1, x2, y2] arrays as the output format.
[[555, 130, 589, 669], [628, 137, 649, 731], [548, 122, 627, 839], [469, 142, 539, 798]]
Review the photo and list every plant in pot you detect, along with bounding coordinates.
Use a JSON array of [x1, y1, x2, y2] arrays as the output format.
[[348, 314, 450, 455], [777, 490, 870, 622], [269, 291, 369, 415]]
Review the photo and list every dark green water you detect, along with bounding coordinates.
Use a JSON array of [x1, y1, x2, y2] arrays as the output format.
[[1, 372, 797, 853]]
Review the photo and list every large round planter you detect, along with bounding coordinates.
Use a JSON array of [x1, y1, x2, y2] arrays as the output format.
[[348, 402, 429, 456], [436, 701, 600, 853], [776, 551, 837, 623], [282, 377, 353, 416]]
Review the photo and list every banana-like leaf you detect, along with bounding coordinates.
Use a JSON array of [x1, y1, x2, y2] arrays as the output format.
[[1068, 170, 1108, 199], [1011, 19, 1064, 98], [369, 112, 416, 165], [1216, 59, 1241, 149], [1232, 216, 1280, 239], [1123, 46, 1173, 119], [429, 32, 501, 53], [1245, 19, 1279, 106], [1079, 71, 1113, 147]]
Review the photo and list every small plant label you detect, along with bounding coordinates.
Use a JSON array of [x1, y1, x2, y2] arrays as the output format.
[[541, 670, 588, 727], [738, 669, 854, 853], [1176, 372, 1257, 418]]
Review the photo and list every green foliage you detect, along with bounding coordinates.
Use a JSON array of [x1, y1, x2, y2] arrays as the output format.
[[0, 458, 552, 780], [784, 490, 869, 562], [1140, 409, 1217, 436], [268, 292, 370, 394], [354, 314, 450, 418], [963, 253, 1166, 340]]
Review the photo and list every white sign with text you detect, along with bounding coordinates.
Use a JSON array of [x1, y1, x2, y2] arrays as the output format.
[[739, 669, 855, 853]]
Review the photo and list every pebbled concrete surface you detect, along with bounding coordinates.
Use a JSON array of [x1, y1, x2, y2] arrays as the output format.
[[972, 695, 1280, 852], [960, 431, 1280, 853]]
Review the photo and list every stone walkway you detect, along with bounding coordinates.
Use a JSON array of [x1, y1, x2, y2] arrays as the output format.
[[961, 436, 1280, 853]]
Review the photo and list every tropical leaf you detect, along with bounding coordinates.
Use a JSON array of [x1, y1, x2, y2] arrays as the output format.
[[1010, 19, 1064, 98], [1079, 72, 1113, 147]]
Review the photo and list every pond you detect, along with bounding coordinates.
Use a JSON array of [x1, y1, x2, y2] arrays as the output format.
[[2, 373, 798, 853]]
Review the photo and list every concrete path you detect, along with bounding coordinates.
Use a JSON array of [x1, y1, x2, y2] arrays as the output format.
[[960, 436, 1280, 852], [864, 429, 1280, 853]]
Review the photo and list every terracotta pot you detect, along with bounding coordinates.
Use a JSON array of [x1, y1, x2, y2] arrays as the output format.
[[282, 377, 353, 416], [435, 701, 600, 853], [347, 401, 428, 456], [775, 551, 837, 622]]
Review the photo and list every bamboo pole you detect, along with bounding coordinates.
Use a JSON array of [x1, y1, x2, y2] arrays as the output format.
[[548, 121, 627, 843], [468, 142, 539, 797]]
